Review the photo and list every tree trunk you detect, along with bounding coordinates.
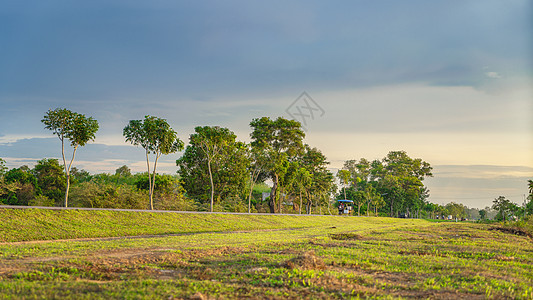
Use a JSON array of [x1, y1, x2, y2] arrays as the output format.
[[247, 176, 254, 214], [268, 174, 278, 213], [63, 143, 78, 208], [61, 136, 68, 207], [207, 156, 214, 212], [306, 192, 312, 214], [64, 174, 70, 207], [150, 153, 160, 211], [299, 190, 302, 214], [279, 186, 282, 213], [343, 186, 346, 200], [146, 150, 153, 210]]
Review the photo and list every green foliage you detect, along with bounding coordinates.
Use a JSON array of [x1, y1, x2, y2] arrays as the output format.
[[339, 151, 433, 218], [2, 166, 39, 206], [133, 173, 193, 211], [42, 108, 99, 207], [69, 181, 147, 209], [123, 115, 184, 210], [115, 165, 131, 177], [445, 202, 468, 219], [0, 158, 7, 178], [33, 158, 66, 206], [492, 196, 519, 222], [42, 108, 99, 148], [70, 167, 92, 183], [336, 170, 350, 199], [28, 195, 55, 207], [177, 126, 248, 211], [479, 209, 487, 220], [123, 116, 184, 156], [250, 117, 306, 213]]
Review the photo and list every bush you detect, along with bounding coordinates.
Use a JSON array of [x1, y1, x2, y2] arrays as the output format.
[[69, 181, 146, 209], [28, 195, 55, 207]]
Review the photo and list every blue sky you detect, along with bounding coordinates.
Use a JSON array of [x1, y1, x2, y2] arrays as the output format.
[[1, 1, 532, 208]]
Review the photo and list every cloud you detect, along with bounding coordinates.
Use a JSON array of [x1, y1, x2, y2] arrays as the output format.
[[485, 72, 502, 79], [425, 165, 532, 208], [0, 138, 182, 174], [1, 1, 531, 102]]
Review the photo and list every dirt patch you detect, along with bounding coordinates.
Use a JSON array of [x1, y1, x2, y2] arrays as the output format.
[[329, 232, 363, 240], [488, 226, 532, 239], [281, 251, 326, 270]]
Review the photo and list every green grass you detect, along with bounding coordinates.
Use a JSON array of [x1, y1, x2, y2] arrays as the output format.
[[0, 208, 532, 299], [0, 207, 419, 243]]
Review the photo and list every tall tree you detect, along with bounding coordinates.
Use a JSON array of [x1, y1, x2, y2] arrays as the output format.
[[123, 116, 184, 210], [337, 169, 350, 200], [492, 196, 517, 222], [177, 126, 248, 212], [246, 146, 268, 213], [42, 108, 99, 207], [299, 146, 333, 214], [250, 117, 305, 213]]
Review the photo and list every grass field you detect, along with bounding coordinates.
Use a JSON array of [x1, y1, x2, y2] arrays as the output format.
[[1, 208, 532, 299]]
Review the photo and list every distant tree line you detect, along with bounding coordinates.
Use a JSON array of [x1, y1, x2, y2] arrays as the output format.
[[1, 108, 532, 219], [335, 151, 432, 218]]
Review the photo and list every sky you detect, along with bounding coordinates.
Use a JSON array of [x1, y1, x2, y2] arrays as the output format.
[[1, 1, 532, 209]]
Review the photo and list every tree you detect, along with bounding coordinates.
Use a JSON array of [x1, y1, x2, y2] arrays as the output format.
[[363, 184, 379, 216], [42, 108, 99, 207], [299, 146, 334, 214], [445, 202, 467, 220], [114, 165, 132, 184], [191, 126, 231, 212], [246, 146, 268, 213], [250, 117, 305, 213], [2, 166, 38, 205], [371, 193, 385, 216], [115, 165, 131, 177], [33, 158, 66, 206], [479, 209, 487, 220], [70, 167, 92, 183], [0, 158, 7, 178], [377, 151, 432, 217], [123, 116, 184, 210], [337, 169, 350, 200], [492, 196, 515, 222], [177, 126, 249, 212]]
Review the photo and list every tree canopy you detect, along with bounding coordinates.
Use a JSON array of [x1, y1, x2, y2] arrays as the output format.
[[42, 108, 99, 207], [123, 115, 184, 210], [250, 117, 306, 213], [177, 126, 249, 212]]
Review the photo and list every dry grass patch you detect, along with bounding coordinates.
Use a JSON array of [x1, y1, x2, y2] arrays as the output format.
[[281, 251, 326, 270]]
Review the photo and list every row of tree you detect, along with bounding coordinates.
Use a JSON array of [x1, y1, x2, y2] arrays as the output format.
[[3, 109, 336, 213], [0, 159, 193, 210], [336, 151, 433, 217], [3, 108, 530, 218], [1, 157, 531, 219]]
